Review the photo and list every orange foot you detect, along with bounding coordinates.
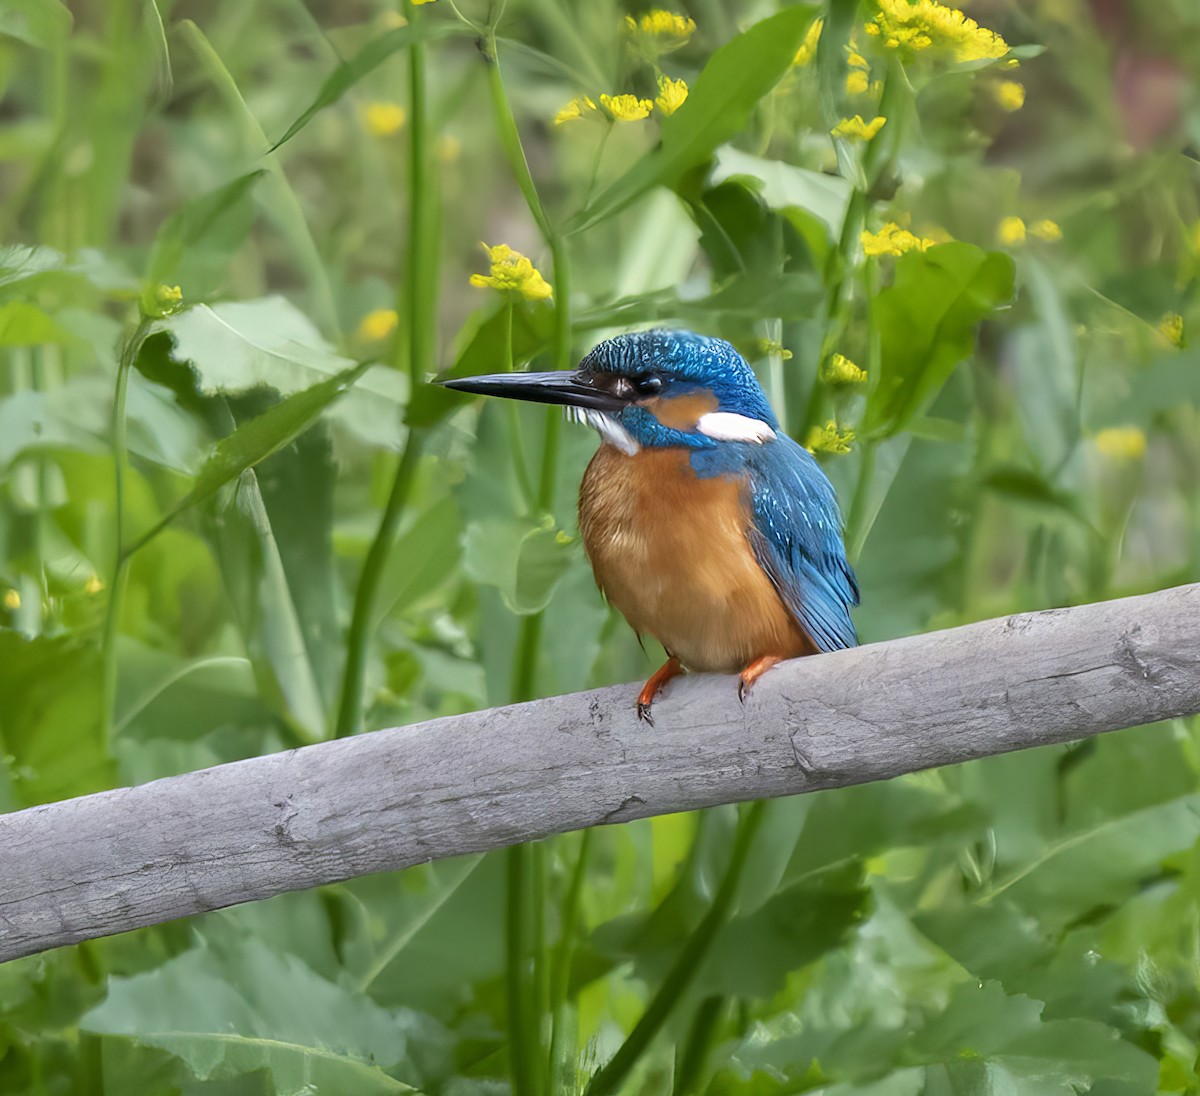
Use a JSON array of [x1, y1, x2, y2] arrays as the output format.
[[737, 655, 784, 703], [636, 656, 684, 726]]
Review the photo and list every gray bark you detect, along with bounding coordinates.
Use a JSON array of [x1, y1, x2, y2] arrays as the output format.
[[3, 584, 1200, 964]]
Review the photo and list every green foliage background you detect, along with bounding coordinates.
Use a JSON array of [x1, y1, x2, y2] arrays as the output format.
[[2, 0, 1200, 1091]]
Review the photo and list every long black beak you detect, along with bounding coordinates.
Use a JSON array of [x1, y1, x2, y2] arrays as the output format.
[[437, 370, 624, 412]]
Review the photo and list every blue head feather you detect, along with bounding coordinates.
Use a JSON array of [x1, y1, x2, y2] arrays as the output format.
[[581, 330, 777, 450]]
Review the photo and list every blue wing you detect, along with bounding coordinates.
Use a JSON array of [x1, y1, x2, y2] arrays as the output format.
[[744, 434, 859, 652]]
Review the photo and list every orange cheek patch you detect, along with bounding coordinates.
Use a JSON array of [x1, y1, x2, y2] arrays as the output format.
[[648, 389, 718, 431]]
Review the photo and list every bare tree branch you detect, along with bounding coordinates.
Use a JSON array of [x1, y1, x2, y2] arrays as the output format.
[[3, 584, 1199, 964]]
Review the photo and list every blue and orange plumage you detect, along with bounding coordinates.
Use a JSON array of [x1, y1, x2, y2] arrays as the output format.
[[442, 329, 859, 721]]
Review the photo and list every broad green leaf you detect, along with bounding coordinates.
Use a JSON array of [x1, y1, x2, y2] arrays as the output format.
[[82, 940, 418, 1094], [0, 631, 114, 806], [710, 146, 854, 240], [0, 301, 79, 345], [569, 5, 820, 233], [164, 298, 406, 448], [865, 243, 1015, 437], [980, 792, 1200, 929], [0, 0, 71, 48], [144, 171, 264, 302], [369, 496, 463, 630], [271, 22, 473, 150], [155, 359, 371, 536], [979, 464, 1091, 526], [463, 513, 576, 615]]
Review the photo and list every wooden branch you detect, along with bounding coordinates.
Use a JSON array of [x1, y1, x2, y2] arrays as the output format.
[[3, 584, 1200, 964]]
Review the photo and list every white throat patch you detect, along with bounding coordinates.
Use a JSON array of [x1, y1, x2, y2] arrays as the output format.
[[697, 412, 777, 444], [566, 407, 641, 456]]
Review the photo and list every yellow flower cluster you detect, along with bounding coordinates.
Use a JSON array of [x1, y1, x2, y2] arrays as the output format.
[[865, 0, 1009, 63], [832, 114, 887, 141], [996, 216, 1026, 246], [793, 18, 822, 66], [655, 75, 688, 116], [806, 421, 856, 455], [994, 80, 1025, 111], [357, 308, 399, 342], [1094, 426, 1147, 461], [156, 284, 183, 310], [554, 96, 597, 125], [362, 101, 406, 136], [822, 353, 868, 385], [600, 93, 654, 121], [758, 338, 793, 361], [3, 588, 19, 611], [861, 223, 935, 256], [469, 243, 553, 302], [1030, 219, 1062, 241], [625, 9, 695, 55], [1158, 312, 1184, 348]]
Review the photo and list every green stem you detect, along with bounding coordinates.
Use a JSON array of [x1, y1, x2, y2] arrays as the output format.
[[101, 317, 153, 743], [507, 843, 542, 1096], [585, 802, 768, 1096], [548, 829, 593, 1087], [674, 996, 726, 1096], [503, 301, 538, 511], [333, 437, 423, 737], [334, 7, 437, 738]]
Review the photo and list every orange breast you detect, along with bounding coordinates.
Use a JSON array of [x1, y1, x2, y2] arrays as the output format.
[[578, 444, 813, 674]]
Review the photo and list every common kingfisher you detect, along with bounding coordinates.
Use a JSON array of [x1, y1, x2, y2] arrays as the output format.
[[442, 330, 859, 723]]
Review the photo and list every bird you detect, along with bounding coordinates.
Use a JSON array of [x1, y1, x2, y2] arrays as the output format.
[[440, 329, 859, 723]]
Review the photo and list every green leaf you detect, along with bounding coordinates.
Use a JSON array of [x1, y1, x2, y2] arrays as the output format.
[[463, 514, 576, 615], [0, 0, 71, 48], [865, 243, 1015, 438], [710, 146, 854, 240], [369, 496, 463, 630], [131, 359, 370, 554], [569, 5, 820, 233], [0, 301, 80, 345], [144, 171, 264, 302], [164, 299, 406, 448], [271, 22, 473, 151], [0, 631, 114, 806], [82, 940, 419, 1094]]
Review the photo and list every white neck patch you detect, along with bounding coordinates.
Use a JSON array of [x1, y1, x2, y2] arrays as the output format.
[[697, 412, 777, 444], [567, 407, 641, 456]]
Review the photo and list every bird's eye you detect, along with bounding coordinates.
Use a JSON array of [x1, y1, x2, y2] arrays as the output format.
[[631, 373, 663, 397]]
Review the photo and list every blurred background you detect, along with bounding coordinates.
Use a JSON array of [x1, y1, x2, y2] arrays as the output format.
[[2, 0, 1200, 1091]]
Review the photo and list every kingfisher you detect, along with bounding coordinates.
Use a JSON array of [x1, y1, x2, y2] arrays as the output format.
[[441, 330, 859, 723]]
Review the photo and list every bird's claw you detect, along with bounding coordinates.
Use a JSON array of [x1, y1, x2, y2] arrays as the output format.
[[635, 701, 655, 726]]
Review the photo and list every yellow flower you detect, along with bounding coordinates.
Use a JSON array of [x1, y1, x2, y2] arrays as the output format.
[[3, 589, 19, 610], [357, 308, 399, 342], [1158, 312, 1184, 348], [413, 0, 437, 4], [553, 96, 598, 126], [655, 75, 689, 116], [625, 10, 695, 55], [846, 70, 870, 95], [84, 575, 103, 594], [1094, 427, 1147, 461], [806, 420, 856, 455], [847, 49, 869, 69], [793, 17, 823, 65], [156, 284, 183, 310], [832, 114, 887, 140], [437, 134, 462, 163], [865, 0, 1009, 63], [1029, 219, 1062, 242], [469, 243, 553, 302], [994, 80, 1025, 111], [600, 93, 654, 122], [758, 338, 793, 360], [362, 101, 405, 136], [822, 353, 868, 385], [997, 216, 1026, 246], [861, 222, 935, 256]]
